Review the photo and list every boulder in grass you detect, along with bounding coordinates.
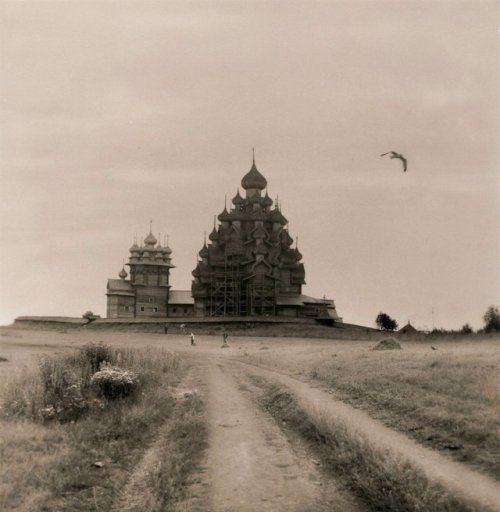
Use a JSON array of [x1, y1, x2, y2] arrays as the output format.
[[372, 337, 402, 350]]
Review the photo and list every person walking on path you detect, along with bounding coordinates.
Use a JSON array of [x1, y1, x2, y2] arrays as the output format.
[[221, 331, 229, 348], [190, 332, 196, 346], [164, 323, 168, 335]]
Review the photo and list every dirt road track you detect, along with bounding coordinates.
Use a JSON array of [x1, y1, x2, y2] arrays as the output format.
[[202, 361, 363, 512], [228, 358, 500, 512]]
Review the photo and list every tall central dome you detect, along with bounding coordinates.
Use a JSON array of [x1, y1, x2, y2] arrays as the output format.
[[241, 158, 267, 192]]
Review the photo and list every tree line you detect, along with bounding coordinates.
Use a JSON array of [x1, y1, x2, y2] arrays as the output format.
[[375, 305, 500, 334]]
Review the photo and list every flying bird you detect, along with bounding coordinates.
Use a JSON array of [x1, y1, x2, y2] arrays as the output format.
[[381, 151, 407, 172]]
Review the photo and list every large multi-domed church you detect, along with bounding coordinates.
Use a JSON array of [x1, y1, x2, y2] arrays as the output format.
[[106, 158, 342, 322]]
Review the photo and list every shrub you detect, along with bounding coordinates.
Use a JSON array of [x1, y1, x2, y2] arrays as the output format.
[[90, 365, 140, 400], [80, 341, 114, 373], [38, 357, 88, 422]]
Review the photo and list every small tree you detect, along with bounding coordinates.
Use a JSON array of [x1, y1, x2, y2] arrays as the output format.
[[483, 306, 500, 333], [459, 323, 473, 335], [376, 312, 398, 331]]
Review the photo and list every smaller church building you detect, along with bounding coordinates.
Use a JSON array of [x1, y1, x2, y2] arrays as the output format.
[[106, 231, 194, 319]]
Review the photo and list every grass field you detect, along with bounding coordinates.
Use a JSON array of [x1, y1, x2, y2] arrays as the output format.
[[1, 326, 498, 509], [238, 336, 500, 479], [0, 333, 207, 512], [256, 380, 486, 512]]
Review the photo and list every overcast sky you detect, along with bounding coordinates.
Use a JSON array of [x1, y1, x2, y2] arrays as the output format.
[[1, 0, 498, 329]]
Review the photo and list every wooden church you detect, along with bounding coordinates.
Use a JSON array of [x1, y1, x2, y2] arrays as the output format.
[[106, 158, 342, 322]]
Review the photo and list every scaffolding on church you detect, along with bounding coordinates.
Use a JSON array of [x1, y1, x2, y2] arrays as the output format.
[[246, 275, 276, 316], [207, 254, 248, 317]]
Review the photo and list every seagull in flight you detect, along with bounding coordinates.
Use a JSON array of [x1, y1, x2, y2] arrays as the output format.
[[381, 151, 407, 172]]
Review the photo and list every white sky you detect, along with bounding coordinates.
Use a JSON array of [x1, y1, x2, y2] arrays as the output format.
[[1, 0, 498, 329]]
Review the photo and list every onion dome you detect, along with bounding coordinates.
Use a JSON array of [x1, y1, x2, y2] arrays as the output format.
[[294, 248, 303, 261], [217, 207, 231, 222], [232, 189, 245, 206], [129, 242, 140, 252], [199, 244, 209, 259], [270, 208, 287, 225], [144, 232, 157, 246], [192, 265, 200, 278], [209, 227, 219, 241], [263, 193, 273, 207], [119, 268, 127, 279], [241, 160, 267, 190]]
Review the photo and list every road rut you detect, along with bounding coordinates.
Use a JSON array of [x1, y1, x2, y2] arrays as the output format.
[[204, 361, 362, 512]]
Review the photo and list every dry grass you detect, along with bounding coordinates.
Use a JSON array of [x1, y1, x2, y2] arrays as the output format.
[[0, 343, 207, 512], [115, 391, 207, 511], [311, 348, 500, 478], [241, 338, 500, 478], [259, 382, 491, 512]]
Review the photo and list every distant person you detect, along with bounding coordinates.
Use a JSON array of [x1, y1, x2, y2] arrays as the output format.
[[221, 331, 229, 348], [164, 324, 168, 335], [190, 332, 196, 346]]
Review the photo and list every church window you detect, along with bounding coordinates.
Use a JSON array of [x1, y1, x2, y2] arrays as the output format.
[[140, 306, 145, 312], [153, 307, 158, 312], [173, 308, 177, 313]]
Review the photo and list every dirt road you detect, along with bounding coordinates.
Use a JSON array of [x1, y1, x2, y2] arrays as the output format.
[[201, 360, 362, 512], [190, 352, 500, 512]]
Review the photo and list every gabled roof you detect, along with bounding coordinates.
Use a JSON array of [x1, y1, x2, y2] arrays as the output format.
[[398, 322, 418, 333]]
